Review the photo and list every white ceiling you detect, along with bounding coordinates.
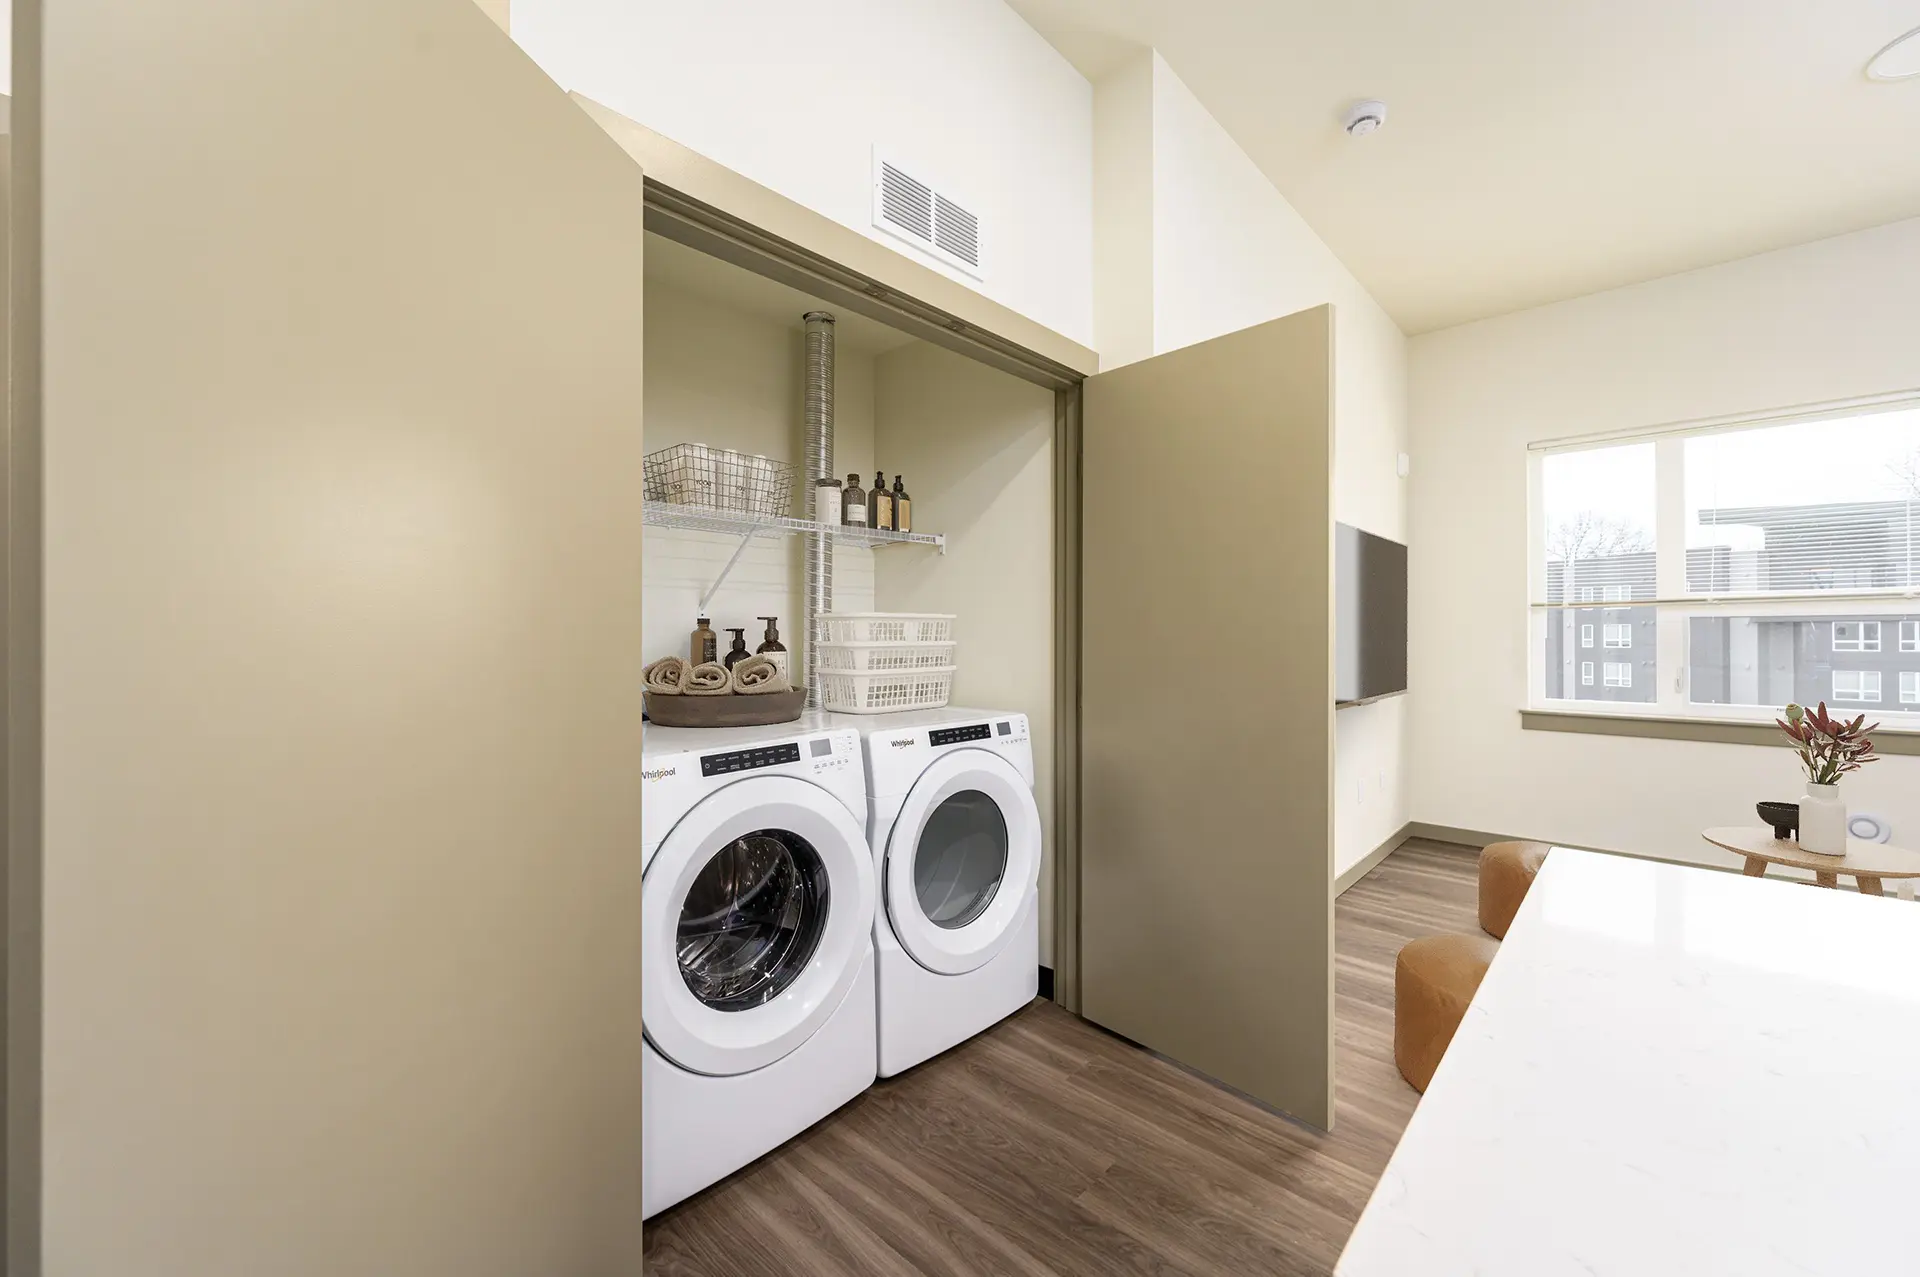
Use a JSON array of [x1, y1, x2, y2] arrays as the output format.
[[1007, 0, 1920, 333]]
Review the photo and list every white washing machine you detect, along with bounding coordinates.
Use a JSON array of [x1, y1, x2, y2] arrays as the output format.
[[640, 719, 875, 1219], [835, 707, 1042, 1077]]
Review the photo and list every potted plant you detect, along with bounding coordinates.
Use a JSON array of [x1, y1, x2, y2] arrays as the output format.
[[1775, 702, 1881, 854]]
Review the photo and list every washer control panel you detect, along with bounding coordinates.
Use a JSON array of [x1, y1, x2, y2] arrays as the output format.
[[700, 742, 800, 777]]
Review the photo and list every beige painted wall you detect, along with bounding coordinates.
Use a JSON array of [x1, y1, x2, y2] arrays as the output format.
[[641, 274, 876, 669], [39, 0, 648, 1270], [1410, 216, 1920, 870], [1092, 52, 1411, 877], [873, 343, 1057, 961]]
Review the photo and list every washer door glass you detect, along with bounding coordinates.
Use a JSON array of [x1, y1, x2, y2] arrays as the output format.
[[914, 790, 1008, 930], [677, 829, 830, 1012]]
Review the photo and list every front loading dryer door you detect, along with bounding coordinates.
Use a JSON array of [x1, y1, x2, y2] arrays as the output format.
[[884, 749, 1041, 976], [642, 775, 874, 1078]]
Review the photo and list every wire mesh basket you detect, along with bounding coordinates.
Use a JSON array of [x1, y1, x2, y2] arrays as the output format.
[[643, 444, 795, 518]]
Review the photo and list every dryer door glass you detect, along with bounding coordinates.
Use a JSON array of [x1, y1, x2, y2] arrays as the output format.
[[914, 790, 1009, 930], [677, 830, 831, 1011]]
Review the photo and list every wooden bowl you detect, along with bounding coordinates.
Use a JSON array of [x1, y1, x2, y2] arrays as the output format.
[[644, 688, 806, 729]]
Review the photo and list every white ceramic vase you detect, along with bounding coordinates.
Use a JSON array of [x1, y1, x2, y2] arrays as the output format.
[[1797, 781, 1847, 856]]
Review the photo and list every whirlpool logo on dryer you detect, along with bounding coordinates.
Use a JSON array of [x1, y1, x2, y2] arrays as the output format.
[[888, 738, 917, 749], [642, 766, 679, 781]]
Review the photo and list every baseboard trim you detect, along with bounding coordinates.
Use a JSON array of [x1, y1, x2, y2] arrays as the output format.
[[1037, 965, 1054, 1001], [1405, 823, 1758, 879], [1404, 821, 1505, 849], [1335, 822, 1414, 896]]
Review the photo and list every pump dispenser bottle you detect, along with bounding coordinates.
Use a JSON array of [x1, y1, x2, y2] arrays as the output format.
[[756, 616, 790, 682], [891, 475, 911, 533], [869, 471, 893, 531], [723, 627, 750, 671]]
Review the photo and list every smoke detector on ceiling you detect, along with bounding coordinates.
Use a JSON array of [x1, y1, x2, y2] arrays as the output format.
[[1343, 100, 1389, 137], [1866, 25, 1920, 80]]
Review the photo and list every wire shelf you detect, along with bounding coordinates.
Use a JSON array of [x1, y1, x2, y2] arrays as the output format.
[[642, 500, 944, 550]]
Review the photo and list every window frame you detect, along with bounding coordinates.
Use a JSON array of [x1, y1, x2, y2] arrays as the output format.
[[1903, 671, 1920, 705], [1832, 621, 1882, 654], [1832, 670, 1882, 704], [1603, 662, 1633, 689], [1902, 620, 1919, 653], [1581, 661, 1595, 686], [1602, 623, 1632, 649], [1581, 623, 1594, 648], [1528, 392, 1920, 728]]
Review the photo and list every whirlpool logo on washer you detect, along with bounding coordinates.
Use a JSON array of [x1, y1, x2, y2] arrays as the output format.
[[887, 738, 917, 749], [641, 766, 678, 781]]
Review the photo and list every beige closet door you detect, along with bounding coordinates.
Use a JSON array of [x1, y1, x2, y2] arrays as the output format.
[[1079, 305, 1335, 1129]]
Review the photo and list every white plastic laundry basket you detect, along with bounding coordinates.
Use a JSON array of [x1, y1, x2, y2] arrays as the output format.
[[816, 668, 956, 715], [817, 613, 956, 645], [816, 641, 958, 674]]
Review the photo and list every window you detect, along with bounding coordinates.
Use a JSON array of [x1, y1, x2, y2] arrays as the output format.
[[1582, 662, 1595, 685], [1832, 621, 1881, 653], [1536, 401, 1920, 723], [1833, 670, 1882, 703], [1904, 671, 1920, 705]]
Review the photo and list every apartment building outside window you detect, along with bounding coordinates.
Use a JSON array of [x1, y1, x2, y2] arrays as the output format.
[[1534, 399, 1920, 725], [1833, 670, 1882, 703]]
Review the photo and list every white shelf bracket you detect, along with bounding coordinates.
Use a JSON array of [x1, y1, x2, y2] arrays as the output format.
[[700, 526, 766, 612]]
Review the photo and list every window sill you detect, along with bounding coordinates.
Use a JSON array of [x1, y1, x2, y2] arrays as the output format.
[[1519, 709, 1920, 756]]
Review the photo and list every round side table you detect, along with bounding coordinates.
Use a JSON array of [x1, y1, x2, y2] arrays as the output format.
[[1701, 826, 1920, 897]]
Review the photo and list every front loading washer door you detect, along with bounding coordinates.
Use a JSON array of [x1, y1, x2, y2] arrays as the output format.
[[643, 775, 874, 1078], [884, 749, 1041, 976]]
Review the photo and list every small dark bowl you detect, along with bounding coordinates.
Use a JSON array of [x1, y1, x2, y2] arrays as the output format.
[[1756, 801, 1799, 841]]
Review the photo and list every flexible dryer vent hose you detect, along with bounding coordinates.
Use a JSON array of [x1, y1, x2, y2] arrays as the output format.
[[803, 312, 836, 707]]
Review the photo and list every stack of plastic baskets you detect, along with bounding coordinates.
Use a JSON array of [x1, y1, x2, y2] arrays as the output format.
[[815, 613, 957, 714]]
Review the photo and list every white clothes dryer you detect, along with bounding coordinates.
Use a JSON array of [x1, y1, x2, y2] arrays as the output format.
[[835, 707, 1041, 1077], [640, 719, 874, 1219]]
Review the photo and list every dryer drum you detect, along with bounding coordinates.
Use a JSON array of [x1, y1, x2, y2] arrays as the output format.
[[677, 830, 832, 1011]]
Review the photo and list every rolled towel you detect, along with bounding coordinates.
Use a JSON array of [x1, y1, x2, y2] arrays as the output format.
[[643, 656, 689, 695], [729, 654, 791, 695], [685, 662, 731, 696]]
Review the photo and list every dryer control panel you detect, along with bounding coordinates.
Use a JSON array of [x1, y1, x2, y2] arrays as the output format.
[[642, 727, 865, 860]]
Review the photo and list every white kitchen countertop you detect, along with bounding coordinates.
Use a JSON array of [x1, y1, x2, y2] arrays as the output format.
[[1336, 848, 1920, 1277]]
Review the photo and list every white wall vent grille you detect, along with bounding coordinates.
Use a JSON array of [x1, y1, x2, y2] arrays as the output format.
[[873, 152, 983, 280]]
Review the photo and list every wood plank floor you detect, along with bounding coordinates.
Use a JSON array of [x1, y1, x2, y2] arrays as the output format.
[[644, 838, 1480, 1276]]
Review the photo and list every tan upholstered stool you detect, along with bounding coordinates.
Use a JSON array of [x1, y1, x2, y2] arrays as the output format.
[[1478, 840, 1550, 940], [1394, 933, 1499, 1093]]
